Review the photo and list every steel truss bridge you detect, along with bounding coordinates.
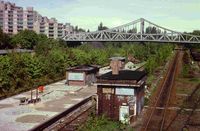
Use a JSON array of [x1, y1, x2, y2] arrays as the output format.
[[63, 18, 200, 44]]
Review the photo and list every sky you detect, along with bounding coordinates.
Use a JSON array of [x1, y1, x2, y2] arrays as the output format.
[[7, 0, 200, 32]]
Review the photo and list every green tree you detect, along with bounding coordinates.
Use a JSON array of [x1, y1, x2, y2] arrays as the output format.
[[145, 26, 159, 34], [192, 30, 200, 36], [41, 48, 70, 79], [11, 30, 39, 49], [0, 55, 14, 93], [0, 28, 11, 49], [127, 27, 137, 33], [98, 22, 108, 31], [71, 48, 91, 65]]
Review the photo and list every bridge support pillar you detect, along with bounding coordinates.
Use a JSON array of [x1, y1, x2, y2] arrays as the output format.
[[140, 18, 145, 40]]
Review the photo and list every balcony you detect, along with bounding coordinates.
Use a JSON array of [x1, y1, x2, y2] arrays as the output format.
[[17, 22, 23, 25], [27, 15, 33, 18], [40, 26, 45, 29], [17, 18, 23, 21], [17, 29, 23, 32], [27, 18, 33, 21], [40, 26, 45, 28], [17, 15, 23, 18], [27, 23, 33, 25], [8, 24, 13, 26], [49, 34, 54, 37], [27, 26, 33, 29], [49, 31, 54, 34], [17, 26, 23, 29], [8, 29, 13, 32], [40, 30, 45, 33], [58, 34, 63, 37]]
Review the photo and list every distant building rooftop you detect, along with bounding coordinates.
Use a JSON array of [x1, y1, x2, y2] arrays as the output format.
[[0, 49, 33, 55], [67, 65, 100, 74]]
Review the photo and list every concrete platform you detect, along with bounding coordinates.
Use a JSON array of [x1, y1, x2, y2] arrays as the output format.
[[0, 80, 97, 131]]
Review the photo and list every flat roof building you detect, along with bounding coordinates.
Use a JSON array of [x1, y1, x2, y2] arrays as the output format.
[[66, 65, 100, 86], [97, 57, 146, 123]]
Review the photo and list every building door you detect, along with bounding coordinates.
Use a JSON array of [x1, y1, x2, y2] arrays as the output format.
[[119, 106, 129, 124]]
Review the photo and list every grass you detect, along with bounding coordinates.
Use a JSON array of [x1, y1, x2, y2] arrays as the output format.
[[176, 87, 193, 95], [175, 77, 199, 95], [78, 115, 134, 131], [146, 74, 154, 86], [176, 77, 200, 84], [189, 78, 200, 83]]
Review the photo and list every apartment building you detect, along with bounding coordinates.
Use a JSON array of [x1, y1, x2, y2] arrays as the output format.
[[0, 1, 73, 39]]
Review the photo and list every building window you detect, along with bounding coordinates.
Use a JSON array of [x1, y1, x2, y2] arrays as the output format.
[[116, 88, 135, 96]]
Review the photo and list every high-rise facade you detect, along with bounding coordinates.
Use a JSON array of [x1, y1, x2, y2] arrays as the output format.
[[0, 1, 73, 39]]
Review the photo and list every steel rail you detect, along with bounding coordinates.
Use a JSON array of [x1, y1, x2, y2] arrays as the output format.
[[143, 51, 179, 131], [159, 51, 179, 131], [50, 102, 96, 130]]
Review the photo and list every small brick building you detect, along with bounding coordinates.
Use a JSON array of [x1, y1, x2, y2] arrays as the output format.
[[96, 58, 146, 123], [66, 65, 100, 86]]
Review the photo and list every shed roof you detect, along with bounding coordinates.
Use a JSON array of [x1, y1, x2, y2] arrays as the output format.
[[109, 57, 125, 61], [97, 70, 146, 81], [67, 65, 100, 73]]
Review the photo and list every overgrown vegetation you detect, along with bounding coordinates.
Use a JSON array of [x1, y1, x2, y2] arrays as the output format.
[[0, 29, 174, 98], [78, 115, 133, 131]]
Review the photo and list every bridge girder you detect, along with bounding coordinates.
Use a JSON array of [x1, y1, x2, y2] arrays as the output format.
[[63, 18, 200, 44]]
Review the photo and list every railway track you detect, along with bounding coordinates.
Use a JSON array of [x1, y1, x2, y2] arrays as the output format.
[[165, 84, 200, 131], [141, 51, 180, 131], [30, 95, 97, 131]]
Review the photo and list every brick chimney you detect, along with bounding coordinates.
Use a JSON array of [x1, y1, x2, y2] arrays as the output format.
[[109, 57, 125, 75]]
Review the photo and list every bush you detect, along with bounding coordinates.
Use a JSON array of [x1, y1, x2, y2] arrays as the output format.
[[78, 115, 134, 131]]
